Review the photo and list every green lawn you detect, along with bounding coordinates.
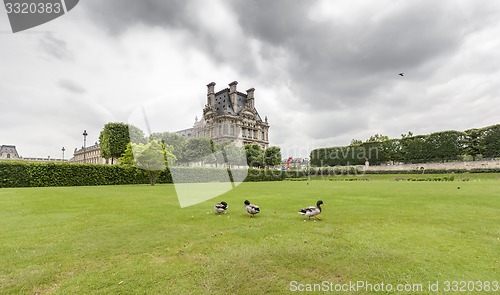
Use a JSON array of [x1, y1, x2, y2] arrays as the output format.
[[0, 178, 499, 294]]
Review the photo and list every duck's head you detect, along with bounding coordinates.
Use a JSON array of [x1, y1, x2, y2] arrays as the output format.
[[244, 200, 250, 205], [317, 200, 324, 206], [221, 201, 228, 206]]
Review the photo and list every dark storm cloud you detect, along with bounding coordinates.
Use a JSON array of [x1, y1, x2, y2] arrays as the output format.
[[81, 0, 261, 76], [228, 1, 475, 109], [82, 0, 191, 34]]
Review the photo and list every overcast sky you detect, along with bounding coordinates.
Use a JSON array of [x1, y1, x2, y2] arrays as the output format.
[[1, 0, 500, 159]]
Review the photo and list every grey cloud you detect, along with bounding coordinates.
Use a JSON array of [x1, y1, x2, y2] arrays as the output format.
[[81, 0, 261, 76], [229, 1, 482, 111], [82, 0, 191, 34], [58, 79, 87, 94], [39, 32, 72, 59]]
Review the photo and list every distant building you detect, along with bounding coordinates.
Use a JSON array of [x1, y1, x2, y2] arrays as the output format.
[[177, 81, 270, 149], [0, 145, 66, 162], [72, 143, 117, 164], [0, 145, 20, 159], [281, 157, 310, 170]]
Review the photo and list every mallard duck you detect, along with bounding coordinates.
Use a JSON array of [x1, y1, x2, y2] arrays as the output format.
[[214, 201, 228, 214], [244, 200, 260, 217], [299, 200, 324, 220]]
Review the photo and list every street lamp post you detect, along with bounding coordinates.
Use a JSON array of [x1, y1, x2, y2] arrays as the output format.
[[83, 130, 88, 163], [62, 147, 65, 161]]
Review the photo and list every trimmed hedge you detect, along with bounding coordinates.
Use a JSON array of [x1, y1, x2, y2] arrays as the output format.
[[310, 124, 500, 166], [0, 161, 151, 188], [364, 168, 500, 174], [0, 162, 305, 188]]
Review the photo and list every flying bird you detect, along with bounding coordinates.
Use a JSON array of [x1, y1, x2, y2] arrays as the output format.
[[299, 200, 324, 220], [399, 73, 404, 76], [244, 200, 260, 218], [214, 201, 228, 214]]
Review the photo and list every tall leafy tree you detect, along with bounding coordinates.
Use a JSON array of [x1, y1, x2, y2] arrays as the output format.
[[182, 138, 213, 165], [245, 144, 264, 168], [426, 131, 465, 162], [264, 146, 282, 167], [210, 142, 247, 168], [400, 135, 429, 163], [129, 125, 147, 144], [100, 123, 146, 164], [150, 132, 187, 162], [119, 140, 176, 186], [464, 128, 484, 160], [482, 124, 500, 158], [223, 143, 248, 168], [99, 122, 129, 164], [381, 139, 402, 163]]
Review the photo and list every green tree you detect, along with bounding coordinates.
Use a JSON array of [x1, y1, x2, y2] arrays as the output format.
[[211, 142, 248, 168], [482, 124, 500, 158], [223, 143, 248, 168], [264, 146, 282, 167], [362, 134, 392, 165], [399, 135, 429, 163], [129, 125, 147, 144], [182, 138, 213, 165], [245, 144, 264, 168], [119, 140, 176, 186], [150, 132, 187, 162], [401, 131, 414, 139], [119, 143, 136, 167], [381, 139, 402, 163], [426, 131, 465, 162], [366, 134, 390, 143], [350, 139, 363, 145], [99, 123, 146, 164], [465, 128, 484, 160]]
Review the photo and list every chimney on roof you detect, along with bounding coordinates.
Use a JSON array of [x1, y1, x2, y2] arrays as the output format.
[[229, 81, 238, 111], [229, 81, 238, 93], [246, 87, 255, 109], [207, 82, 216, 109]]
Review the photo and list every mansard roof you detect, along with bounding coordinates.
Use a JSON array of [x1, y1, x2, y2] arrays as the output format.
[[213, 89, 263, 122], [0, 145, 20, 158]]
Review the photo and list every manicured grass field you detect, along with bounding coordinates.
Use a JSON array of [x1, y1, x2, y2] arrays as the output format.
[[0, 177, 499, 294]]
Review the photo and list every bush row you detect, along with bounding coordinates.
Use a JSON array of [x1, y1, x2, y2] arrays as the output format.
[[4, 161, 497, 188], [0, 162, 305, 188], [0, 161, 151, 188], [310, 124, 500, 166], [394, 176, 455, 181], [364, 168, 500, 174]]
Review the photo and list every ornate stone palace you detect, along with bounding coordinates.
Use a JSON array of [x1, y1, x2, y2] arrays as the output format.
[[177, 81, 270, 149]]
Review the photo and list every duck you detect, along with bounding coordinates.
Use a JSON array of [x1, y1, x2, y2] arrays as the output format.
[[244, 200, 260, 217], [214, 201, 228, 214], [299, 200, 324, 220]]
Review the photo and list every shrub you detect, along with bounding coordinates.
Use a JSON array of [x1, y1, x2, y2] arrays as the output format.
[[0, 161, 151, 188], [0, 162, 307, 188]]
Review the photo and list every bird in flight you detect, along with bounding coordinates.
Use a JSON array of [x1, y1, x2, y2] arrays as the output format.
[[399, 73, 404, 76]]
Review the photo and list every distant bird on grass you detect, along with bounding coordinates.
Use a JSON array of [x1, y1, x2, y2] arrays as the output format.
[[299, 200, 324, 220], [399, 72, 404, 76], [214, 201, 228, 214], [244, 200, 260, 218]]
